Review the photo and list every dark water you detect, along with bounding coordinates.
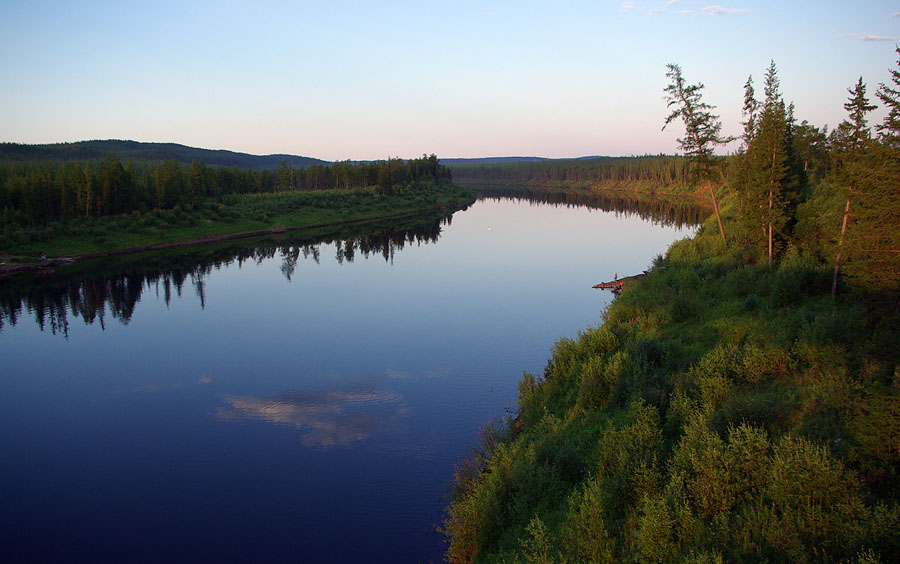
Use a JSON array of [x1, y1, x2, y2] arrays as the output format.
[[0, 193, 700, 563]]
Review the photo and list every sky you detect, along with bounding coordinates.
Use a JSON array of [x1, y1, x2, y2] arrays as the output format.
[[1, 1, 899, 161]]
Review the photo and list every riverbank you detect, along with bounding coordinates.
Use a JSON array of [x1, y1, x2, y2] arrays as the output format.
[[457, 178, 707, 200], [442, 228, 900, 563], [0, 182, 476, 277]]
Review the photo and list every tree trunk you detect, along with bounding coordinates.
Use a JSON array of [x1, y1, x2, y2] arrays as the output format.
[[831, 194, 852, 296], [768, 189, 774, 269], [707, 180, 727, 245]]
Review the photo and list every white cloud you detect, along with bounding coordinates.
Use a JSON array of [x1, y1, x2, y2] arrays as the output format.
[[862, 34, 900, 42], [891, 12, 900, 19], [648, 7, 664, 15], [621, 1, 636, 11], [702, 5, 750, 16]]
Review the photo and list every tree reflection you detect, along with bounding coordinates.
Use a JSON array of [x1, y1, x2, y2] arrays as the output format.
[[473, 187, 707, 229], [0, 212, 451, 335]]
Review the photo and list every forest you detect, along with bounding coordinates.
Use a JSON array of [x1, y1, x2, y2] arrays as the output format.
[[0, 153, 458, 256], [441, 50, 900, 563], [0, 153, 450, 225], [449, 155, 694, 193]]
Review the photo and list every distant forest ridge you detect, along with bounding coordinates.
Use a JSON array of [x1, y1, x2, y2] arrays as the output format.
[[1, 140, 637, 170], [0, 140, 329, 170]]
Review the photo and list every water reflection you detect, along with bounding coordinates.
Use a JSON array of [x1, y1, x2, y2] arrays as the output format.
[[0, 213, 450, 336], [473, 186, 708, 229], [218, 382, 408, 448], [0, 190, 702, 336]]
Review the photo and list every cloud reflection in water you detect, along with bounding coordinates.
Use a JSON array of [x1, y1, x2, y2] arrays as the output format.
[[218, 383, 408, 448]]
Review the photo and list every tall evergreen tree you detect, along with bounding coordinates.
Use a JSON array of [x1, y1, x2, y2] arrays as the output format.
[[662, 63, 732, 243], [875, 45, 900, 149], [741, 75, 760, 146], [737, 61, 793, 267], [831, 77, 877, 295]]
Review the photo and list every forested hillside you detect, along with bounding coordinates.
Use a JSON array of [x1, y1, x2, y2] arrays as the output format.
[[0, 140, 327, 170], [442, 51, 900, 564]]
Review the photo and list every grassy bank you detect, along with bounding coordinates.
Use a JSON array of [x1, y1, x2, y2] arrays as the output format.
[[0, 181, 475, 259], [442, 223, 899, 563]]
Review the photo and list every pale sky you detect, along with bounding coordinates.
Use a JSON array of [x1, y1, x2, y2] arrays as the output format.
[[1, 1, 898, 161]]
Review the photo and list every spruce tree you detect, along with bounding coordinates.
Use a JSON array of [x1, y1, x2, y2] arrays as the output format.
[[831, 77, 876, 295], [875, 45, 900, 149], [834, 73, 900, 300], [740, 61, 790, 267]]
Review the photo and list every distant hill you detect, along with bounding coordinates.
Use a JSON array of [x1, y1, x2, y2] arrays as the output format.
[[0, 140, 329, 170]]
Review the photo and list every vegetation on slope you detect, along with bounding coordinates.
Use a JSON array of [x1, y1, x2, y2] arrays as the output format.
[[442, 219, 900, 564], [442, 51, 900, 564]]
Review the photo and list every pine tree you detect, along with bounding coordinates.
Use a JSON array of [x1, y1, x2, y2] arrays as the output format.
[[662, 63, 733, 244]]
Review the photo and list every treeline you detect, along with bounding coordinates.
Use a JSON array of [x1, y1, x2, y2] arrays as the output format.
[[449, 155, 693, 189], [0, 153, 451, 228], [721, 55, 900, 295]]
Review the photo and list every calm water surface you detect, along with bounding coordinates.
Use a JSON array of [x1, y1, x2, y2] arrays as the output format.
[[1, 195, 698, 563]]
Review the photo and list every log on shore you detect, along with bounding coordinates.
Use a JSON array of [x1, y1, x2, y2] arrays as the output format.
[[592, 272, 648, 291]]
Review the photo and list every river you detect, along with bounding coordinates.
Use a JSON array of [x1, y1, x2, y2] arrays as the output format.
[[0, 191, 702, 563]]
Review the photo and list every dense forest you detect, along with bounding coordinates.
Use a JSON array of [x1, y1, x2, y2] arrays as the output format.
[[0, 153, 450, 226], [442, 50, 900, 563], [0, 153, 456, 255]]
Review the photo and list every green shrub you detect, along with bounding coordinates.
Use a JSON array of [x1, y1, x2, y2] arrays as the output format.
[[576, 354, 621, 411], [635, 492, 677, 563], [740, 343, 795, 384], [561, 478, 615, 564]]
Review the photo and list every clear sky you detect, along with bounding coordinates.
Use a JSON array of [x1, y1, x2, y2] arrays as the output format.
[[1, 1, 898, 161]]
